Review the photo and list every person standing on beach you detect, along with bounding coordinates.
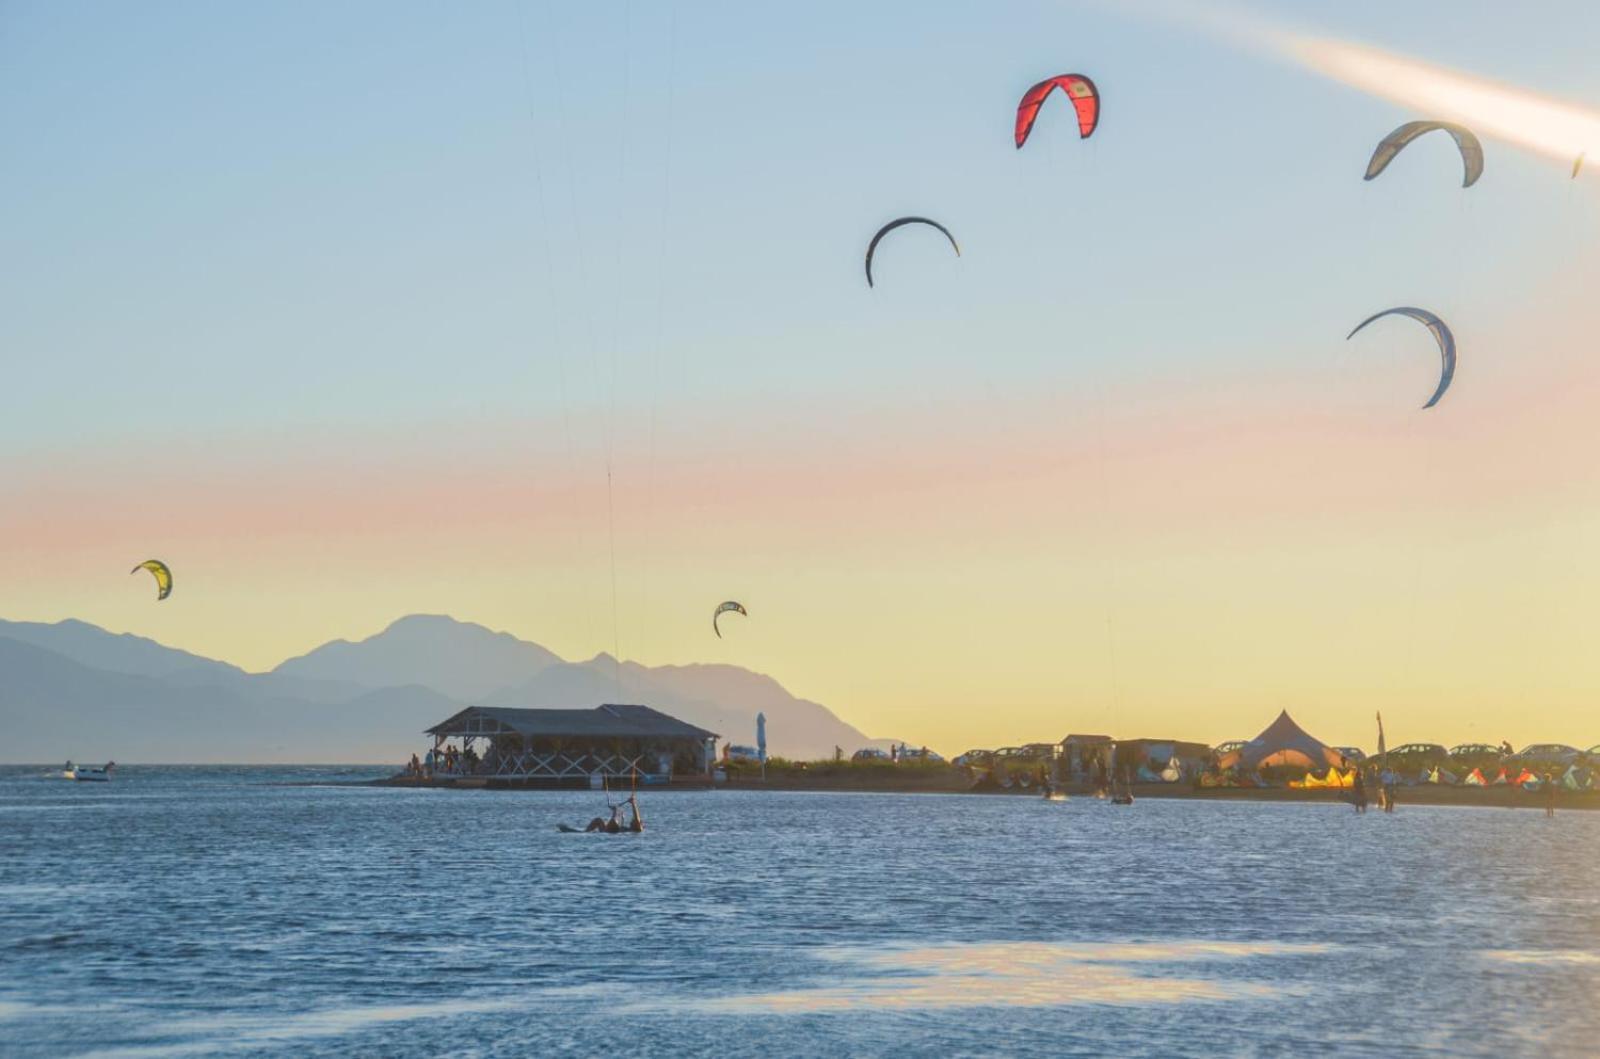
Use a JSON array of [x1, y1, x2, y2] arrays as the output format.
[[1544, 773, 1557, 818], [1381, 767, 1397, 813]]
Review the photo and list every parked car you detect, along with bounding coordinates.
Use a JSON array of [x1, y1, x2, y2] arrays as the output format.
[[953, 749, 994, 769], [995, 745, 1050, 765], [851, 747, 890, 763], [1380, 744, 1450, 774], [1447, 744, 1504, 770], [724, 744, 762, 764], [1507, 744, 1582, 770], [894, 746, 944, 764], [1332, 746, 1367, 764]]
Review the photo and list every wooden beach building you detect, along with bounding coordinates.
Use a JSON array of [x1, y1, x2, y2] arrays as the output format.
[[418, 704, 719, 788]]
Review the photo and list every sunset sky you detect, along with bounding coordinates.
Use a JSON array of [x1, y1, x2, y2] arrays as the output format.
[[6, 0, 1600, 754]]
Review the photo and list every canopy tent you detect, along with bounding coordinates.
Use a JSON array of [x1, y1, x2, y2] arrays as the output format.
[[1217, 710, 1345, 772]]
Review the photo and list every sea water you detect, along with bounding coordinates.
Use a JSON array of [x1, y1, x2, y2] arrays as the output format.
[[1, 766, 1596, 1057]]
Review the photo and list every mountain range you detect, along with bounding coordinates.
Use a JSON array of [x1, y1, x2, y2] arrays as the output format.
[[0, 615, 883, 764]]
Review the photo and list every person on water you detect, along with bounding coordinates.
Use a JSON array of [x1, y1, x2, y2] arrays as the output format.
[[578, 806, 622, 833], [1544, 772, 1557, 818], [1352, 768, 1368, 814], [625, 792, 644, 833]]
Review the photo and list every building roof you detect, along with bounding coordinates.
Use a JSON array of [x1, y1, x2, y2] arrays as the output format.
[[426, 703, 718, 741]]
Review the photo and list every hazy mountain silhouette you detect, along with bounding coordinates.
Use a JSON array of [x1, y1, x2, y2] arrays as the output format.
[[2, 614, 880, 763], [0, 637, 446, 763], [272, 615, 563, 701], [483, 655, 873, 758], [0, 618, 242, 681]]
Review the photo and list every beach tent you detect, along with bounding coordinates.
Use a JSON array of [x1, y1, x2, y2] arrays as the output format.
[[1217, 710, 1345, 772], [1488, 768, 1510, 785], [1462, 768, 1488, 786], [1560, 766, 1592, 791], [1419, 766, 1458, 785]]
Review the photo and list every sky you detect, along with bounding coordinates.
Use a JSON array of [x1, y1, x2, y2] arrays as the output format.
[[6, 0, 1600, 754]]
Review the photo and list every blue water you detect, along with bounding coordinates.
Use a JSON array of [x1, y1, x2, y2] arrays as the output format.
[[1, 766, 1597, 1057]]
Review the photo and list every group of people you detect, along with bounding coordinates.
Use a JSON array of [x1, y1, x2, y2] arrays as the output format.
[[404, 744, 478, 780], [1348, 767, 1398, 814]]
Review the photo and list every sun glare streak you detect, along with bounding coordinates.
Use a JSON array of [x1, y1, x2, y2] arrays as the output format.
[[1115, 0, 1600, 174], [1278, 34, 1600, 170]]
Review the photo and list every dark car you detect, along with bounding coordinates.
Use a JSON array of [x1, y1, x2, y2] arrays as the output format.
[[1379, 743, 1450, 775], [1506, 744, 1581, 771], [1448, 744, 1503, 770]]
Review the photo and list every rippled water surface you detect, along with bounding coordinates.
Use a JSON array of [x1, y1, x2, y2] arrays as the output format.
[[2, 766, 1597, 1056]]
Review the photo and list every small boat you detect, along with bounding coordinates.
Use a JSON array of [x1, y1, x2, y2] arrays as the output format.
[[63, 761, 114, 782]]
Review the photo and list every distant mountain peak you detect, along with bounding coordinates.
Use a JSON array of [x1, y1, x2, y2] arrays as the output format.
[[271, 613, 565, 702], [0, 617, 243, 680]]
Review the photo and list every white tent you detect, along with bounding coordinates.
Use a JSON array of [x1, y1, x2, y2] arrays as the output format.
[[1217, 710, 1344, 772]]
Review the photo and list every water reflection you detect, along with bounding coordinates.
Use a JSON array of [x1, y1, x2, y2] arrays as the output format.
[[1484, 950, 1600, 966], [663, 940, 1325, 1014]]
